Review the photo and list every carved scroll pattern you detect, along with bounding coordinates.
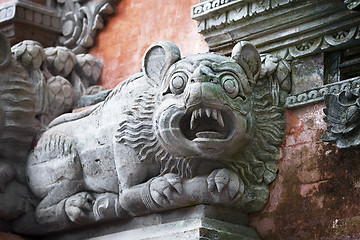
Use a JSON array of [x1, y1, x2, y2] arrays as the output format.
[[53, 0, 117, 54]]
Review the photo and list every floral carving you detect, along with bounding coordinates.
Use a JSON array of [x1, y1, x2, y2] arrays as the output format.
[[53, 0, 117, 54]]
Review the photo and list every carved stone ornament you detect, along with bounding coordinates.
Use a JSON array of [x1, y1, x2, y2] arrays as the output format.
[[322, 82, 360, 148], [51, 0, 117, 54], [23, 41, 285, 233]]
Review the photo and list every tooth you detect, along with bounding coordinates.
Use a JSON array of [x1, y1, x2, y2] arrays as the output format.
[[190, 111, 197, 130], [205, 108, 211, 118], [194, 109, 199, 119], [199, 109, 204, 118], [211, 109, 217, 120], [217, 110, 224, 127]]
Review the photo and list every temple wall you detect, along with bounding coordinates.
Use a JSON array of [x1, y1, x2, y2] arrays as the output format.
[[89, 0, 208, 89], [250, 103, 360, 239]]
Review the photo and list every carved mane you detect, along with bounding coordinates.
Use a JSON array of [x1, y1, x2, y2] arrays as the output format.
[[227, 89, 284, 186], [115, 86, 198, 179]]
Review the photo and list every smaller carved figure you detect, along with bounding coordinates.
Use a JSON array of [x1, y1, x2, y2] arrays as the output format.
[[26, 41, 284, 233], [0, 32, 105, 229], [323, 87, 360, 148]]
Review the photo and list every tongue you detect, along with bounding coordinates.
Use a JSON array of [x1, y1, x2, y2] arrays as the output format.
[[195, 131, 224, 139]]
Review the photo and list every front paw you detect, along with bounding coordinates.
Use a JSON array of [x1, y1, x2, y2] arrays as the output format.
[[65, 192, 94, 224], [207, 169, 244, 202], [149, 173, 183, 207]]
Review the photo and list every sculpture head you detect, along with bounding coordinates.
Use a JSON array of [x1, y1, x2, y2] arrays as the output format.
[[142, 42, 261, 160]]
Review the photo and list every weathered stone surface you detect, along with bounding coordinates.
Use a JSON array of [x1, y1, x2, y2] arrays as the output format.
[[249, 103, 360, 239], [291, 53, 324, 95], [322, 87, 360, 148], [25, 41, 284, 234], [40, 205, 260, 240]]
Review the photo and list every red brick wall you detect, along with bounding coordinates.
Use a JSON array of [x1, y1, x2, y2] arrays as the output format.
[[89, 0, 208, 89]]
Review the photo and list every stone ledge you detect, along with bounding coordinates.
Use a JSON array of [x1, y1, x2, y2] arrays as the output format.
[[41, 205, 260, 240]]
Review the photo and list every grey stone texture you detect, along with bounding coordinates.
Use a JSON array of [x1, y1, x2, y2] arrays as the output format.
[[0, 32, 106, 232], [23, 41, 284, 235], [40, 205, 260, 240]]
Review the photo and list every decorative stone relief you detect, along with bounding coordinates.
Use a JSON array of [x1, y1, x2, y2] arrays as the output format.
[[192, 0, 360, 109], [0, 32, 105, 231], [286, 77, 360, 108], [191, 0, 299, 32], [322, 79, 360, 148], [24, 41, 285, 233], [50, 0, 117, 54]]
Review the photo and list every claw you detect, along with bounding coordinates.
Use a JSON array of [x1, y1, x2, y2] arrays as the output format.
[[215, 181, 226, 193], [207, 177, 215, 192], [163, 187, 172, 200]]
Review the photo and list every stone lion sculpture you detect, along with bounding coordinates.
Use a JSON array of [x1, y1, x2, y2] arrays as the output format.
[[26, 41, 284, 231]]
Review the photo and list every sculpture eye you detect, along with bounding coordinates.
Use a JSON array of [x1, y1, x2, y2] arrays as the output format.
[[170, 72, 188, 94], [221, 75, 239, 98]]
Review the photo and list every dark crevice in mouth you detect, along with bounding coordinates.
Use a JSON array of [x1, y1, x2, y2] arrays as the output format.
[[180, 107, 231, 141]]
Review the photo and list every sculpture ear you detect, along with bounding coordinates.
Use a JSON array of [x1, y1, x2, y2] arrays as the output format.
[[0, 31, 11, 69], [142, 41, 181, 86], [231, 41, 261, 87]]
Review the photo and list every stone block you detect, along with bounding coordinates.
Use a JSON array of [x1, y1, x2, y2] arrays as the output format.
[[291, 53, 324, 95], [41, 205, 261, 240]]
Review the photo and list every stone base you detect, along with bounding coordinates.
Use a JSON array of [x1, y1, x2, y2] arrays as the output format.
[[41, 205, 261, 240]]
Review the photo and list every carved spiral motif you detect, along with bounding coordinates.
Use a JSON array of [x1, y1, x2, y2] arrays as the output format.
[[56, 0, 115, 54]]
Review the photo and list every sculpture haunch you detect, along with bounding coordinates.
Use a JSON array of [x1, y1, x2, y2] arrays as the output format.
[[27, 41, 284, 231]]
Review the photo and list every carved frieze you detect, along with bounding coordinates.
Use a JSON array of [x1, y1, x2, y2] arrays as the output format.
[[192, 0, 360, 56], [192, 0, 360, 109]]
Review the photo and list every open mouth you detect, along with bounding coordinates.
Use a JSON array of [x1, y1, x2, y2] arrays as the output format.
[[180, 106, 232, 141]]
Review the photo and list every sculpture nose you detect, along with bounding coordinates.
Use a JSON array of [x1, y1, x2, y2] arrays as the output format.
[[190, 64, 216, 83]]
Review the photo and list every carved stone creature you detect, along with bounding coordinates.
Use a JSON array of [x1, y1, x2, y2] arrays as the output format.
[[26, 41, 284, 232]]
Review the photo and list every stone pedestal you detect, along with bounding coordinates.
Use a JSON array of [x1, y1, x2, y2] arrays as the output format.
[[41, 205, 261, 240]]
